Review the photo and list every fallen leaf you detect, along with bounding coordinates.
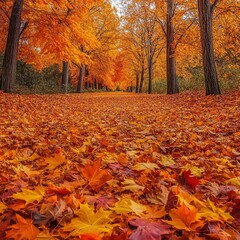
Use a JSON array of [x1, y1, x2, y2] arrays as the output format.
[[12, 186, 45, 205], [132, 162, 159, 171], [81, 160, 112, 191], [164, 204, 204, 231], [6, 214, 40, 240], [45, 150, 67, 170], [121, 179, 145, 192], [181, 164, 204, 177], [129, 219, 170, 240], [182, 170, 199, 188], [112, 198, 147, 216], [159, 155, 175, 167], [225, 177, 240, 187], [198, 198, 234, 223], [0, 201, 7, 213], [63, 203, 113, 236], [47, 199, 73, 223]]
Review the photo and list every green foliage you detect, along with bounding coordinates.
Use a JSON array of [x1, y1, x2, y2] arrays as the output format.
[[16, 61, 42, 88], [0, 55, 67, 94], [14, 61, 75, 94], [180, 69, 205, 92], [151, 79, 167, 94], [141, 65, 239, 94], [218, 64, 240, 91]]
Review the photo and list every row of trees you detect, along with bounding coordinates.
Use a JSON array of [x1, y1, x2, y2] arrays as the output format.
[[0, 0, 239, 95], [0, 0, 121, 93], [120, 0, 239, 95]]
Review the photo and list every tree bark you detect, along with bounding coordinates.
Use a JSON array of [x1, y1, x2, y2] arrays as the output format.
[[62, 61, 69, 93], [148, 57, 153, 94], [166, 0, 179, 94], [135, 73, 139, 93], [85, 66, 89, 90], [0, 0, 24, 92], [198, 0, 221, 95], [76, 64, 85, 93], [139, 65, 144, 93], [94, 77, 97, 89]]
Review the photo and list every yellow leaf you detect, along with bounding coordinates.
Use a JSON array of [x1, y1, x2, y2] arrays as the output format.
[[63, 203, 113, 236], [12, 164, 39, 178], [225, 177, 240, 187], [132, 162, 159, 171], [159, 155, 175, 167], [112, 198, 147, 216], [177, 188, 206, 210], [6, 214, 40, 240], [111, 198, 133, 214], [129, 199, 148, 216], [45, 151, 67, 170], [0, 201, 7, 213], [181, 164, 204, 177], [141, 205, 166, 219], [198, 199, 234, 223], [121, 179, 144, 192], [12, 186, 45, 205]]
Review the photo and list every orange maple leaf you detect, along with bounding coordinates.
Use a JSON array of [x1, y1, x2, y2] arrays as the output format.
[[5, 214, 40, 240], [81, 160, 112, 191], [164, 204, 204, 231]]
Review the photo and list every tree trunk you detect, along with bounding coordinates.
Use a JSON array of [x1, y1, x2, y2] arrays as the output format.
[[98, 82, 102, 90], [198, 0, 221, 95], [166, 0, 179, 94], [76, 64, 85, 93], [86, 81, 90, 90], [85, 66, 89, 90], [148, 57, 153, 94], [94, 77, 97, 89], [135, 73, 139, 93], [139, 65, 144, 93], [0, 0, 24, 92], [62, 61, 69, 93]]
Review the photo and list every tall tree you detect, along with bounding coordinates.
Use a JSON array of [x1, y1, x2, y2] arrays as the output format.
[[142, 1, 161, 94], [122, 0, 163, 93], [197, 0, 221, 95], [135, 72, 139, 93], [77, 64, 85, 93], [166, 0, 178, 94], [0, 0, 24, 92], [62, 61, 69, 93], [85, 0, 120, 90]]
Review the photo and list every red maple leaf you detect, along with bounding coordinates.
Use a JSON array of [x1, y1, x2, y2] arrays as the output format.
[[182, 170, 199, 188]]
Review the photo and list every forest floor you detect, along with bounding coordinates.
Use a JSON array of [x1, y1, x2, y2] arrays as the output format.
[[0, 91, 240, 239]]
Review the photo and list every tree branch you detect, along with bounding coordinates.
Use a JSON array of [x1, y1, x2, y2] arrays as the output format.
[[211, 0, 221, 15]]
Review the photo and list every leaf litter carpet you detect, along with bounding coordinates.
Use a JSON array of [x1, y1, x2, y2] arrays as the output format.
[[0, 92, 240, 239]]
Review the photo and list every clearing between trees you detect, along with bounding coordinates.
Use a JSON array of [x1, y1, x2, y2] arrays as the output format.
[[0, 92, 240, 239]]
